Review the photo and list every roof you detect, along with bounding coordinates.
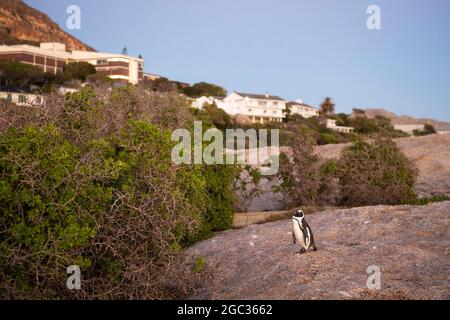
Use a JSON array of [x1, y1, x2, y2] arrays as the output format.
[[288, 101, 316, 109], [0, 44, 143, 62], [71, 50, 144, 62], [234, 91, 285, 101], [0, 44, 71, 60]]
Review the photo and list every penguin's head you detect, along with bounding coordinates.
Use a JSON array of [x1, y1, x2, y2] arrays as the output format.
[[293, 209, 305, 218]]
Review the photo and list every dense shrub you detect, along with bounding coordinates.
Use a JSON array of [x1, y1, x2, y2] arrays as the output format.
[[285, 115, 354, 146], [0, 86, 235, 299], [86, 73, 113, 85], [277, 126, 338, 207], [0, 60, 55, 89], [62, 62, 97, 82], [406, 194, 449, 205], [144, 77, 179, 93], [180, 82, 227, 98], [413, 124, 436, 136], [188, 164, 238, 243], [337, 138, 417, 206], [191, 103, 233, 131], [348, 115, 407, 138]]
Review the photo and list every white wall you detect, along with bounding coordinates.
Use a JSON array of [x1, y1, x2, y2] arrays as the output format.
[[218, 92, 286, 122]]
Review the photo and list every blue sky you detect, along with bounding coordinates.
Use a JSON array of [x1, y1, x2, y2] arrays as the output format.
[[25, 0, 450, 121]]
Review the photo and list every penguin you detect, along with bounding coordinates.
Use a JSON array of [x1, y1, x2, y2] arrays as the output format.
[[292, 209, 317, 254]]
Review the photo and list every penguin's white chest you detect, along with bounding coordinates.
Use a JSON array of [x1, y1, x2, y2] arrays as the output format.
[[292, 219, 306, 248]]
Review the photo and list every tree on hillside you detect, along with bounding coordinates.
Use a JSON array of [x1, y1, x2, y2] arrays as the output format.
[[145, 77, 178, 92], [191, 103, 233, 131], [180, 82, 227, 98], [319, 97, 335, 115], [0, 60, 55, 89], [63, 62, 96, 81], [352, 108, 365, 116]]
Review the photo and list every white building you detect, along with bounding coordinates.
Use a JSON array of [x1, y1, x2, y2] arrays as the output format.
[[287, 99, 319, 118], [69, 50, 144, 85], [0, 42, 144, 85], [394, 124, 425, 135], [0, 91, 44, 106], [215, 91, 287, 123], [142, 72, 162, 81], [326, 119, 355, 133], [191, 96, 223, 109]]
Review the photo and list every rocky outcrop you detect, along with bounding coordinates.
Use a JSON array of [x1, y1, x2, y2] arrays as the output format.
[[185, 201, 450, 299], [352, 108, 450, 132], [0, 0, 94, 51]]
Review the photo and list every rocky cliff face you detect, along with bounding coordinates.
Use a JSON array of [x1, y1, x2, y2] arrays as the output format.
[[0, 0, 94, 51], [184, 201, 450, 299]]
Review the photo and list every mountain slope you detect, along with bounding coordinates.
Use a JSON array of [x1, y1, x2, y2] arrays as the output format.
[[184, 201, 450, 299], [0, 0, 94, 51]]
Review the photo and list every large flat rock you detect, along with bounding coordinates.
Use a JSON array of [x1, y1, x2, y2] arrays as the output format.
[[185, 202, 450, 299]]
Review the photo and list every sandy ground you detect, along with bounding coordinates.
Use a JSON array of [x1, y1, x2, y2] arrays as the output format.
[[184, 201, 450, 300]]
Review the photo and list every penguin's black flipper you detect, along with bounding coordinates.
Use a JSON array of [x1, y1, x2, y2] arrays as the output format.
[[292, 232, 296, 244]]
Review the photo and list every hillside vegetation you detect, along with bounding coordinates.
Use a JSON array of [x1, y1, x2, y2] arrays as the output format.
[[0, 86, 236, 299]]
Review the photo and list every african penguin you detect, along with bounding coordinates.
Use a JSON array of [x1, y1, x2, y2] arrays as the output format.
[[292, 209, 317, 254]]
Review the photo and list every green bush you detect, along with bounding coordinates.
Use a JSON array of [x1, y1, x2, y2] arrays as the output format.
[[0, 60, 55, 89], [413, 124, 437, 136], [180, 82, 227, 98], [277, 126, 338, 207], [0, 86, 235, 299], [349, 115, 407, 138], [319, 132, 338, 145], [62, 62, 96, 81], [405, 195, 449, 205], [191, 103, 233, 131], [337, 138, 417, 206]]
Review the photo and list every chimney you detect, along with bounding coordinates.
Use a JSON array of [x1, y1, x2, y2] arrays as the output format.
[[265, 92, 269, 98], [296, 99, 303, 104]]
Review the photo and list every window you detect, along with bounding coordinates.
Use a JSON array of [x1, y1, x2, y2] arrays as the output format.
[[273, 110, 277, 114], [35, 96, 42, 104], [97, 60, 108, 65], [258, 101, 267, 106], [18, 95, 26, 103], [273, 102, 278, 106], [248, 109, 252, 112], [6, 93, 12, 102], [264, 110, 267, 114]]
